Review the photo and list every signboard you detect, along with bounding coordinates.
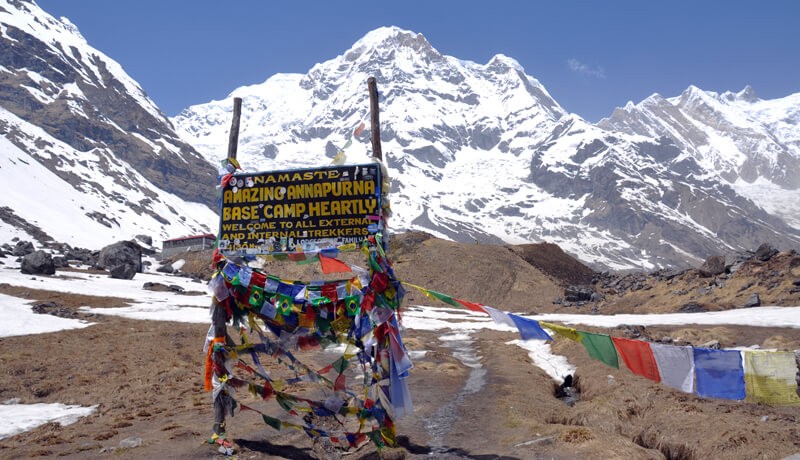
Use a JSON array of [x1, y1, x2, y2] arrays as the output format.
[[217, 164, 382, 256]]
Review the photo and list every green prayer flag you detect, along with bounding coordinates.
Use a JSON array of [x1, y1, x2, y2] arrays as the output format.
[[345, 295, 360, 316], [578, 331, 619, 368], [277, 294, 293, 316], [275, 393, 293, 412], [366, 429, 385, 448], [332, 356, 349, 374], [368, 254, 384, 273], [262, 414, 282, 431], [423, 289, 461, 308], [249, 285, 264, 307]]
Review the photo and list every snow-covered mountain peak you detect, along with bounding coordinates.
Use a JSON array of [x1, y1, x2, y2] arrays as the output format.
[[722, 85, 759, 103], [0, 0, 218, 249], [486, 54, 525, 73], [1, 0, 164, 123]]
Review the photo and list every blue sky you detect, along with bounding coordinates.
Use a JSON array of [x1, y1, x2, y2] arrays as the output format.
[[36, 0, 800, 122]]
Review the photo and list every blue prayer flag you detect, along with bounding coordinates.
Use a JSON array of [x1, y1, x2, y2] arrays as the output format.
[[508, 314, 553, 341], [693, 348, 745, 400]]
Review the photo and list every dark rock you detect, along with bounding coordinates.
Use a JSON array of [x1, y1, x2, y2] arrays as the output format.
[[554, 374, 580, 406], [698, 255, 726, 277], [52, 256, 69, 268], [678, 302, 707, 313], [755, 243, 778, 262], [12, 241, 35, 257], [564, 285, 593, 302], [97, 241, 142, 273], [156, 264, 175, 274], [143, 282, 184, 293], [743, 293, 761, 308], [738, 281, 755, 292], [109, 263, 137, 280], [31, 301, 77, 318], [793, 280, 800, 286], [135, 234, 153, 246], [20, 250, 55, 275], [589, 292, 602, 302], [64, 247, 97, 266]]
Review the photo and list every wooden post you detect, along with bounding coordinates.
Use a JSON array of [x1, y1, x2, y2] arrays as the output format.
[[211, 96, 242, 438], [227, 97, 242, 160], [367, 77, 383, 161]]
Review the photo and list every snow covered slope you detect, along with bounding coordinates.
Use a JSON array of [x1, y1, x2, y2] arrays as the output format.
[[599, 86, 800, 229], [174, 27, 800, 270], [0, 0, 218, 248]]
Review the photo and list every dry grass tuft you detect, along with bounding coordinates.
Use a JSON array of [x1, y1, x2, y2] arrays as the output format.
[[559, 427, 594, 443]]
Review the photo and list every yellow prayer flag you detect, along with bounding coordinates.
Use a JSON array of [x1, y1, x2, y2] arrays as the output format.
[[540, 321, 582, 342], [743, 350, 800, 406]]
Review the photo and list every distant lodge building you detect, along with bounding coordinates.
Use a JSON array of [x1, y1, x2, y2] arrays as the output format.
[[161, 233, 216, 257]]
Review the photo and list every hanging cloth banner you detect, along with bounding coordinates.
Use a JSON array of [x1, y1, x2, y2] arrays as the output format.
[[319, 254, 352, 274], [540, 321, 582, 342], [508, 313, 553, 341], [578, 331, 619, 369], [742, 350, 800, 406], [612, 337, 661, 382], [693, 348, 745, 400], [651, 343, 695, 393]]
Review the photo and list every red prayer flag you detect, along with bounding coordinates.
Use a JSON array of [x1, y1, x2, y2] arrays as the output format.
[[455, 298, 488, 314], [320, 255, 352, 274], [612, 337, 661, 382]]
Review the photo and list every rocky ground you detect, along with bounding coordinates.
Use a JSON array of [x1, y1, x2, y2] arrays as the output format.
[[1, 232, 799, 459]]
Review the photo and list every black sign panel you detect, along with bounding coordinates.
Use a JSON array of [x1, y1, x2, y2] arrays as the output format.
[[217, 164, 382, 256]]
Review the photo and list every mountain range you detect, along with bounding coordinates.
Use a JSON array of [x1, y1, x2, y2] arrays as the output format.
[[2, 0, 799, 270]]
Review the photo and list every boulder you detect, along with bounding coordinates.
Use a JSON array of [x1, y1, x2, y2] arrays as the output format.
[[156, 264, 175, 274], [20, 250, 55, 275], [755, 243, 778, 262], [64, 247, 97, 266], [564, 285, 593, 302], [97, 241, 142, 273], [743, 293, 761, 308], [12, 240, 34, 257], [678, 302, 707, 313], [109, 263, 137, 280], [698, 255, 726, 277]]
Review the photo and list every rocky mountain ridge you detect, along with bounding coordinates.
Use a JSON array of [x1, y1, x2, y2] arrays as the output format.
[[173, 26, 800, 270], [0, 0, 217, 249], [2, 2, 799, 271]]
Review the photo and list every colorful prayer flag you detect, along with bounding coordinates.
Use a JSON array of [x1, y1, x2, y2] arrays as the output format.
[[693, 348, 745, 400], [540, 321, 582, 342], [578, 331, 619, 368], [651, 343, 694, 393], [612, 337, 660, 382], [508, 314, 553, 341], [320, 254, 352, 274], [743, 350, 800, 406]]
